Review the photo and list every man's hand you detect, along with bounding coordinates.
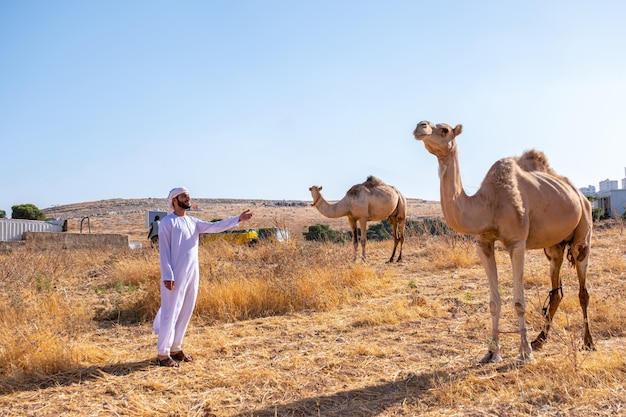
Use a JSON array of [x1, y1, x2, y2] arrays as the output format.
[[163, 280, 174, 290], [239, 209, 253, 222]]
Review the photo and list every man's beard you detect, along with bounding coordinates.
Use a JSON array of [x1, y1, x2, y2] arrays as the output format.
[[176, 197, 191, 210]]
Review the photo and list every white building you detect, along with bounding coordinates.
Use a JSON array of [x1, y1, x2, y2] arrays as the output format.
[[599, 178, 619, 192], [579, 185, 596, 196], [595, 190, 626, 218]]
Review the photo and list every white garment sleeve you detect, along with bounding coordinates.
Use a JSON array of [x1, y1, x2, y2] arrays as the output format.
[[195, 215, 240, 234], [158, 217, 175, 281]]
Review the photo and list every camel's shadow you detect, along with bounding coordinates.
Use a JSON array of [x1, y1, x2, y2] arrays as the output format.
[[0, 358, 154, 395], [228, 362, 514, 417], [231, 371, 442, 417]]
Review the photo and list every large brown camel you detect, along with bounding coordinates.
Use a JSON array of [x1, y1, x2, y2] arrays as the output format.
[[309, 176, 407, 262], [412, 120, 593, 364]]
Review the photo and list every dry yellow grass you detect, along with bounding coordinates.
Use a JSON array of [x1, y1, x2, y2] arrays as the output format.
[[1, 203, 625, 416]]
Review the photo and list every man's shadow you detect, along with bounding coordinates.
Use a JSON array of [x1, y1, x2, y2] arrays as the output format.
[[0, 358, 155, 395]]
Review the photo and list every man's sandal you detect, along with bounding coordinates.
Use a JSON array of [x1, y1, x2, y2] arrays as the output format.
[[170, 351, 193, 362], [157, 356, 179, 367]]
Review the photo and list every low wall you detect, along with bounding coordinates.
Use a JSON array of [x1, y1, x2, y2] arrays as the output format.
[[0, 232, 130, 251]]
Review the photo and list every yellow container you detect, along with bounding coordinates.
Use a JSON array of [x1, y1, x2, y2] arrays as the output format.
[[200, 229, 259, 246]]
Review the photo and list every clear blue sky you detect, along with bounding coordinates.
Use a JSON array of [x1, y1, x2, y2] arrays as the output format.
[[2, 1, 625, 214]]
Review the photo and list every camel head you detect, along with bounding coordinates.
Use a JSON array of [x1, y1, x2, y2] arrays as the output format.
[[309, 185, 323, 206], [413, 120, 463, 158]]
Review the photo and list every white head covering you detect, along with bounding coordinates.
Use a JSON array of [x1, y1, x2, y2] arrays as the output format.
[[167, 187, 189, 211]]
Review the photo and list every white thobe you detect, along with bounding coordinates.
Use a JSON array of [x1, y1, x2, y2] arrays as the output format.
[[154, 213, 240, 356]]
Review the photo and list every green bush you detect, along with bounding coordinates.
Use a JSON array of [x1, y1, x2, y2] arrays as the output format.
[[303, 224, 350, 243], [11, 204, 46, 220], [592, 208, 604, 221], [406, 217, 454, 236], [303, 217, 457, 244], [366, 220, 393, 241]]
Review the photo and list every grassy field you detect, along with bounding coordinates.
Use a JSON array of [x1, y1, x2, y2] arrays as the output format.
[[0, 202, 625, 416]]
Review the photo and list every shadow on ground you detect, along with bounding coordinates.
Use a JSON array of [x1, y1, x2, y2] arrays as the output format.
[[0, 358, 154, 395], [228, 361, 522, 417], [231, 368, 450, 417]]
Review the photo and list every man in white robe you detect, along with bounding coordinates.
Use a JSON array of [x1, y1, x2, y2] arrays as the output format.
[[154, 187, 253, 367]]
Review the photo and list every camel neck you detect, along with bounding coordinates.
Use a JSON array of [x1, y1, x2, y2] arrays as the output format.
[[438, 148, 464, 198], [311, 195, 322, 207], [312, 196, 348, 219], [437, 147, 484, 234]]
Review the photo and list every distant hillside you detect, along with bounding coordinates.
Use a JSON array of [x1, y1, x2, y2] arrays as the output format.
[[42, 198, 309, 220], [42, 197, 442, 243]]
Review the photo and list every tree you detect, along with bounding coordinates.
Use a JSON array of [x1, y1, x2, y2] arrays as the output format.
[[0, 209, 5, 218], [11, 204, 46, 220]]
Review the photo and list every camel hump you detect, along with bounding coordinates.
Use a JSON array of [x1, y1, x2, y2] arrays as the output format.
[[517, 149, 577, 187], [364, 175, 386, 188], [517, 149, 558, 176], [346, 176, 388, 197]]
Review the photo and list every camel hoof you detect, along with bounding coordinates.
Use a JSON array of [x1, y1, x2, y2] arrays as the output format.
[[515, 353, 535, 366], [530, 339, 544, 351], [479, 351, 503, 364], [531, 332, 547, 350]]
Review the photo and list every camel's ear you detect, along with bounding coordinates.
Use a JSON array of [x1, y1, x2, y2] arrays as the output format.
[[454, 124, 462, 137], [319, 186, 323, 191]]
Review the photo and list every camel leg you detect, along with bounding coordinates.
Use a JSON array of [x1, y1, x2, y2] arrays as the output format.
[[509, 243, 533, 363], [395, 217, 406, 263], [387, 216, 406, 263], [476, 239, 503, 363], [358, 218, 367, 261], [349, 218, 358, 262], [572, 241, 594, 350], [388, 217, 399, 263], [532, 243, 565, 350]]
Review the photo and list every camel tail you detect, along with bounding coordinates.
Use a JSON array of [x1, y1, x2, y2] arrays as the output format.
[[391, 187, 407, 218]]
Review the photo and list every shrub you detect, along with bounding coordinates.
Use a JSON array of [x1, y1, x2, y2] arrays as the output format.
[[366, 220, 393, 241], [592, 208, 604, 221], [303, 224, 350, 243], [406, 217, 454, 236], [11, 204, 46, 220]]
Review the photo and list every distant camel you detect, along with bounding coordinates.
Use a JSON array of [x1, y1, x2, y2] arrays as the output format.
[[413, 120, 593, 364], [309, 176, 406, 262]]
